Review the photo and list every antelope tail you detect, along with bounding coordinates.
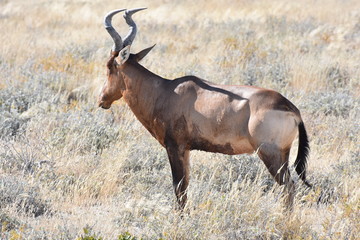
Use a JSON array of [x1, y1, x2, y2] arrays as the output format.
[[294, 121, 312, 188]]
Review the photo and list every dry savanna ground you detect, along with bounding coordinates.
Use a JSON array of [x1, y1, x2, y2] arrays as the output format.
[[0, 0, 359, 239]]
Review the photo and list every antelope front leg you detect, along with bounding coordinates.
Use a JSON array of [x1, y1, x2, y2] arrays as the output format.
[[165, 141, 190, 210]]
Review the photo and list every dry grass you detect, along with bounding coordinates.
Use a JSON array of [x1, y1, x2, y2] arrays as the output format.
[[1, 0, 359, 239]]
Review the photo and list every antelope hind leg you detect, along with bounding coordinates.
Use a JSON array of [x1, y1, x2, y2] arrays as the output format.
[[257, 144, 294, 210]]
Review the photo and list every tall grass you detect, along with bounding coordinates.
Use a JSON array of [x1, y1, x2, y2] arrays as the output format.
[[0, 0, 359, 239]]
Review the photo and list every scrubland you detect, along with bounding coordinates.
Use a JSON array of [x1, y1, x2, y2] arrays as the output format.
[[0, 0, 359, 239]]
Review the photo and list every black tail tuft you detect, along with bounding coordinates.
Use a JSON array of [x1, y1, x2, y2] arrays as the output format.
[[295, 121, 312, 188]]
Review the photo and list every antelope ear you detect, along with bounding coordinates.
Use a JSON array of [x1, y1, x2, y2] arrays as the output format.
[[135, 44, 156, 62], [118, 45, 131, 64]]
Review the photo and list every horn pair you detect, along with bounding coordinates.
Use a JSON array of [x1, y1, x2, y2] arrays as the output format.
[[104, 8, 146, 52]]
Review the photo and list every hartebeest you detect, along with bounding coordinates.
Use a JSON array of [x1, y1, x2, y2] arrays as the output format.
[[99, 8, 311, 209]]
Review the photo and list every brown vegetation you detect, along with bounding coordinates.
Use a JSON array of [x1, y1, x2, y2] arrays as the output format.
[[0, 0, 359, 239]]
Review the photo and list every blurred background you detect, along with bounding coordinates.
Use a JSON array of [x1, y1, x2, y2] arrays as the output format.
[[0, 0, 359, 239]]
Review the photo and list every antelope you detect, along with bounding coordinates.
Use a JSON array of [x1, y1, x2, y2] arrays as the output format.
[[99, 8, 311, 209]]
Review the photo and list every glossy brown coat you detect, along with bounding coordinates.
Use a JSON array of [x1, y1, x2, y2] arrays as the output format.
[[99, 8, 311, 209]]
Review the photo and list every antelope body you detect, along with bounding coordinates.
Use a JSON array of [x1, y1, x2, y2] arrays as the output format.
[[99, 8, 311, 209]]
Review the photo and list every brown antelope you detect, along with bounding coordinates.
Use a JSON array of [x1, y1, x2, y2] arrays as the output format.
[[99, 8, 311, 209]]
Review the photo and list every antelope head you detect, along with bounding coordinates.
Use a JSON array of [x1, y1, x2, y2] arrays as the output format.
[[98, 8, 154, 109]]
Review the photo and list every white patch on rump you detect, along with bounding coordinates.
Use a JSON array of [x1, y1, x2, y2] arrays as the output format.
[[249, 110, 299, 149]]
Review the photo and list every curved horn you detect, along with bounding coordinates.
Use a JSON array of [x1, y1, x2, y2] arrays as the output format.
[[104, 8, 126, 52], [122, 7, 147, 47]]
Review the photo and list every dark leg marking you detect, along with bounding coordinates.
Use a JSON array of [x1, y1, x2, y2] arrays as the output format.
[[165, 137, 190, 210]]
